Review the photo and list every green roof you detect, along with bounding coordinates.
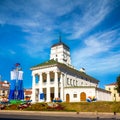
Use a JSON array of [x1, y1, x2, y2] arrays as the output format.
[[31, 59, 58, 68], [31, 59, 99, 83]]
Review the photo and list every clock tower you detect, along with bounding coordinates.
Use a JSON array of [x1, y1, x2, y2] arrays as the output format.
[[50, 36, 71, 66]]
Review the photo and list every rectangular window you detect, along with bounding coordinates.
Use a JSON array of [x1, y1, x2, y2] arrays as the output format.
[[73, 94, 77, 98], [67, 78, 69, 85], [2, 90, 5, 93], [114, 87, 116, 90], [81, 82, 83, 85], [43, 79, 46, 82], [70, 79, 72, 85], [73, 80, 75, 86], [50, 78, 54, 82], [58, 78, 60, 82]]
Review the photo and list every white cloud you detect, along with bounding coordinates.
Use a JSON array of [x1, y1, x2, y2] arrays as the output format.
[[72, 28, 120, 74], [20, 31, 55, 58], [68, 0, 113, 39], [0, 0, 119, 60], [8, 49, 16, 55], [0, 0, 110, 35]]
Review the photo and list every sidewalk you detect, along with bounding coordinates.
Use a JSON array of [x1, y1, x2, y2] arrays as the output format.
[[0, 110, 120, 119]]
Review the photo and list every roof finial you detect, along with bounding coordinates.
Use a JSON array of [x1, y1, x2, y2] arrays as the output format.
[[59, 33, 62, 43]]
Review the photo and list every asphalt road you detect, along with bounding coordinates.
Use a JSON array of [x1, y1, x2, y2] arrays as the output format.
[[0, 111, 120, 120], [0, 114, 117, 120]]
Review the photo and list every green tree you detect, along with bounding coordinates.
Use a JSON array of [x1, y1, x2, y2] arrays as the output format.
[[116, 75, 120, 94]]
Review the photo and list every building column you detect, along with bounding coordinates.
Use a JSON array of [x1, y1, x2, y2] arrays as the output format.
[[64, 73, 67, 87], [54, 71, 58, 98], [39, 73, 44, 102], [46, 72, 51, 102], [32, 73, 36, 103], [60, 73, 64, 101]]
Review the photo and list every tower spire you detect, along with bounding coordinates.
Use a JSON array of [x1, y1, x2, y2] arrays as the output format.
[[59, 33, 62, 43]]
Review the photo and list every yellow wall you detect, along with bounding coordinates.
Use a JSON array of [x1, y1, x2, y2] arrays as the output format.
[[105, 84, 120, 101]]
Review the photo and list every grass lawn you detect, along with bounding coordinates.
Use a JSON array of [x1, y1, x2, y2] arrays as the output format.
[[4, 101, 120, 113], [61, 102, 120, 113]]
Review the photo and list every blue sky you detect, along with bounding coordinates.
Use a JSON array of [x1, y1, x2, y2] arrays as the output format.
[[0, 0, 120, 89]]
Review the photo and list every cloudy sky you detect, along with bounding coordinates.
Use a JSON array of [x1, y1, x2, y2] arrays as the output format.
[[0, 0, 120, 89]]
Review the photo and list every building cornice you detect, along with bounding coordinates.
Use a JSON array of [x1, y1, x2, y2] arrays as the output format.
[[65, 86, 96, 88], [51, 41, 69, 50]]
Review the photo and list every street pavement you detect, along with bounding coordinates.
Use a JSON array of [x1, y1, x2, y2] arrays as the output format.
[[0, 110, 120, 120]]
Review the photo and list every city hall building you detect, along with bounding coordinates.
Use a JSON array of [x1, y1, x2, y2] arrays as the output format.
[[31, 38, 111, 103]]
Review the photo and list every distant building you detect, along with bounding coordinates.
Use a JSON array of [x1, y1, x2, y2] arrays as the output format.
[[31, 37, 111, 103], [105, 83, 120, 101], [0, 81, 10, 100], [24, 88, 32, 100]]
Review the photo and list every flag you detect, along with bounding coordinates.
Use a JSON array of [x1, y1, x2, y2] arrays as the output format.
[[15, 63, 20, 67]]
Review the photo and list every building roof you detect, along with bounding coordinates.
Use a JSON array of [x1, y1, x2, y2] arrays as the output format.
[[25, 91, 32, 95], [0, 81, 10, 90], [96, 87, 111, 93], [51, 36, 69, 50], [24, 89, 32, 95], [105, 82, 117, 86], [31, 59, 99, 83]]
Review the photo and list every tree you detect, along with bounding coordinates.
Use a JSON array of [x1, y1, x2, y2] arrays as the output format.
[[116, 75, 120, 94]]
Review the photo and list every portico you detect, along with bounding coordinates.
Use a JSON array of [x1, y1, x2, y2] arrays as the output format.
[[31, 68, 63, 102]]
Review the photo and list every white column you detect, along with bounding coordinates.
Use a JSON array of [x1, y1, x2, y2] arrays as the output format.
[[54, 71, 58, 98], [64, 73, 67, 87], [46, 72, 51, 102], [63, 74, 66, 101], [60, 73, 64, 101], [32, 73, 36, 103], [39, 73, 44, 102]]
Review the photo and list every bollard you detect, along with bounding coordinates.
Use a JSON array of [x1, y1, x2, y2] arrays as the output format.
[[96, 111, 99, 120], [114, 112, 116, 120], [76, 112, 79, 114], [96, 116, 99, 120]]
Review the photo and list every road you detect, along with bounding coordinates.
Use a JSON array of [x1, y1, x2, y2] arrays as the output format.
[[0, 111, 120, 120]]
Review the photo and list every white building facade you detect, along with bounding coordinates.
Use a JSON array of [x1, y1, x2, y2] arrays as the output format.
[[31, 39, 111, 103]]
